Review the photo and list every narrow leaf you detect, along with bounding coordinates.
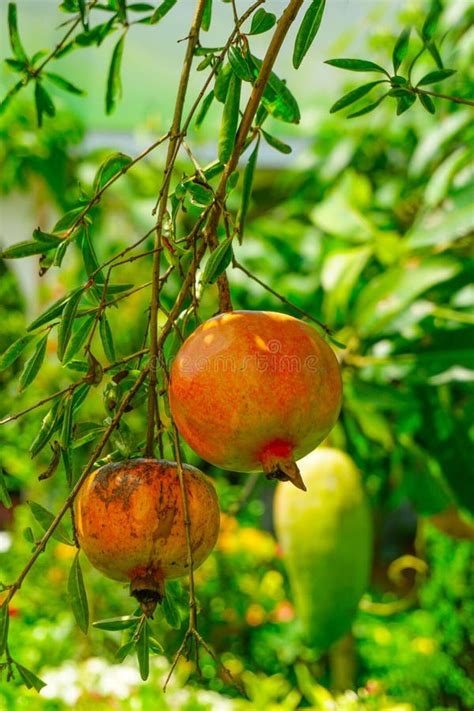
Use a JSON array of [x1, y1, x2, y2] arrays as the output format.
[[261, 129, 292, 154], [293, 0, 325, 69], [45, 72, 84, 95], [218, 74, 241, 163], [419, 92, 436, 114], [396, 92, 416, 115], [194, 89, 214, 128], [325, 58, 387, 74], [0, 603, 8, 656], [68, 552, 89, 633], [150, 0, 176, 24], [202, 239, 233, 286], [58, 288, 84, 361], [29, 398, 63, 458], [8, 3, 27, 61], [33, 228, 63, 245], [162, 589, 181, 629], [34, 81, 55, 128], [0, 471, 12, 508], [422, 0, 442, 41], [115, 640, 137, 661], [19, 334, 48, 390], [136, 622, 150, 680], [228, 46, 253, 82], [93, 152, 132, 192], [60, 395, 74, 449], [2, 239, 58, 258], [27, 293, 70, 332], [186, 181, 213, 207], [417, 69, 456, 86], [63, 315, 95, 363], [15, 664, 46, 692], [347, 92, 388, 118], [106, 34, 125, 115], [237, 139, 259, 240], [392, 27, 411, 73], [249, 8, 276, 35], [28, 500, 74, 545], [330, 81, 385, 113], [251, 56, 300, 124], [214, 62, 232, 103], [0, 334, 34, 371], [201, 0, 212, 31], [53, 206, 85, 233], [99, 314, 116, 362], [93, 616, 140, 631]]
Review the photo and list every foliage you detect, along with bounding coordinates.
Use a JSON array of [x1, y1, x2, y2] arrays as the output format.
[[0, 0, 473, 708]]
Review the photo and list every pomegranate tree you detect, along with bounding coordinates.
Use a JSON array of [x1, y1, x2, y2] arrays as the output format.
[[75, 459, 220, 615], [169, 310, 342, 490]]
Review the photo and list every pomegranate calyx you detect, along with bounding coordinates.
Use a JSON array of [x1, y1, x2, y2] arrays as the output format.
[[130, 572, 165, 618], [262, 457, 307, 492]]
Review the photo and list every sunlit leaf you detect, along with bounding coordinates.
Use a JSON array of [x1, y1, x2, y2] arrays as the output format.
[[249, 8, 276, 36], [19, 334, 48, 390], [28, 500, 74, 546], [93, 616, 140, 631], [293, 0, 325, 69], [325, 58, 387, 74], [0, 334, 34, 371], [201, 239, 233, 286], [93, 152, 132, 192]]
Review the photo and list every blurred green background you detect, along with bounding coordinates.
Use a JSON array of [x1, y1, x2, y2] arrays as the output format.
[[0, 0, 473, 709]]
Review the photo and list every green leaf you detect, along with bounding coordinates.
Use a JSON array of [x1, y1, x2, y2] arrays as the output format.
[[0, 603, 8, 657], [27, 294, 70, 332], [0, 470, 12, 508], [228, 46, 253, 82], [93, 615, 141, 631], [60, 396, 74, 449], [29, 398, 63, 458], [426, 40, 443, 69], [195, 89, 214, 128], [15, 663, 46, 692], [115, 640, 137, 661], [45, 72, 84, 95], [202, 239, 233, 286], [214, 62, 232, 103], [392, 27, 410, 73], [325, 58, 387, 74], [99, 314, 116, 362], [78, 0, 88, 29], [419, 92, 436, 114], [150, 0, 176, 24], [72, 421, 104, 448], [19, 334, 48, 390], [0, 334, 34, 371], [347, 93, 388, 118], [34, 81, 55, 128], [28, 500, 74, 546], [329, 81, 385, 113], [162, 587, 181, 629], [63, 315, 95, 363], [80, 228, 104, 285], [249, 8, 276, 36], [261, 128, 291, 154], [58, 289, 84, 362], [23, 527, 34, 543], [417, 68, 456, 86], [250, 56, 300, 124], [237, 139, 259, 241], [53, 206, 85, 233], [136, 622, 150, 680], [33, 228, 63, 245], [68, 552, 89, 634], [293, 0, 325, 69], [202, 0, 212, 31], [148, 635, 164, 654], [396, 92, 416, 115], [4, 58, 26, 71], [93, 152, 132, 192], [2, 239, 58, 259], [422, 0, 442, 41], [106, 33, 126, 115], [186, 181, 213, 207], [218, 73, 241, 163], [8, 3, 27, 61]]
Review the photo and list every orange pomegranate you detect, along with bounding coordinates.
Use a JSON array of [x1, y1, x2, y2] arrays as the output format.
[[75, 459, 220, 614], [169, 311, 342, 490]]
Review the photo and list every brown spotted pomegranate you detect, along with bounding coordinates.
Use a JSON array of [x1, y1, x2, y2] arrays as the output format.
[[169, 311, 342, 490], [74, 459, 220, 614]]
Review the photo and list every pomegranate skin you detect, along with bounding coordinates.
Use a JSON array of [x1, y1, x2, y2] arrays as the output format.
[[74, 459, 220, 607], [169, 311, 342, 489]]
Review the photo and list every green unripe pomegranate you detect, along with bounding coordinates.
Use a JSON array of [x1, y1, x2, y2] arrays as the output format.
[[274, 447, 372, 652]]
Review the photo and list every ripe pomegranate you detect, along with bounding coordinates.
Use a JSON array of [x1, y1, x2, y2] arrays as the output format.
[[168, 311, 342, 491], [274, 448, 372, 651], [75, 459, 220, 615]]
